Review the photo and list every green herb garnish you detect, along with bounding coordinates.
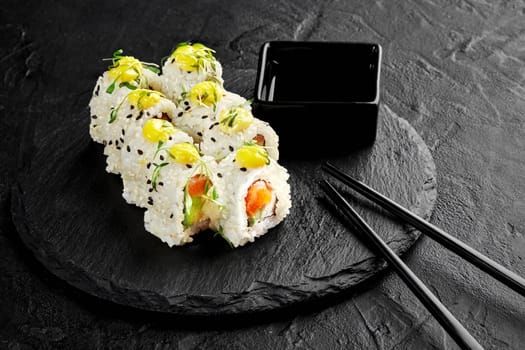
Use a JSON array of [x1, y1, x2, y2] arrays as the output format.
[[109, 97, 127, 123], [151, 162, 169, 191], [214, 225, 233, 248], [119, 81, 138, 90], [143, 63, 160, 74], [220, 108, 238, 127]]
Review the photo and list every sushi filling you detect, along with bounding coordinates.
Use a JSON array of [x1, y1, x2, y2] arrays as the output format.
[[245, 180, 276, 227], [183, 174, 215, 229], [252, 134, 265, 146]]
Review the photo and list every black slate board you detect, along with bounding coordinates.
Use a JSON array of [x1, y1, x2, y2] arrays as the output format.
[[11, 104, 436, 316]]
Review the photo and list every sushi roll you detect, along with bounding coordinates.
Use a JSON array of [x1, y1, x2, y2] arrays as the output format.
[[89, 50, 161, 144], [120, 118, 194, 207], [143, 143, 220, 246], [99, 88, 181, 174], [173, 80, 226, 142], [174, 86, 277, 157], [200, 101, 279, 160], [158, 42, 223, 103], [210, 143, 292, 247]]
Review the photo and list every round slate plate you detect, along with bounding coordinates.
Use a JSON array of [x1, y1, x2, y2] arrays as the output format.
[[11, 104, 436, 316]]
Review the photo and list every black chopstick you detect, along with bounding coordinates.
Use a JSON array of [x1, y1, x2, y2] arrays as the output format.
[[322, 180, 484, 350], [323, 162, 525, 297]]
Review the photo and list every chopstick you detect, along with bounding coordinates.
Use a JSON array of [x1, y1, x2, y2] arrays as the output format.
[[323, 162, 525, 297], [322, 180, 484, 350]]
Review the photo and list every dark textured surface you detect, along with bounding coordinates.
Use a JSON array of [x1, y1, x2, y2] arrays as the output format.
[[11, 105, 436, 316], [1, 0, 524, 349]]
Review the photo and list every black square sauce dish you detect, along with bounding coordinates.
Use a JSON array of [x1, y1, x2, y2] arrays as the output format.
[[253, 41, 382, 158]]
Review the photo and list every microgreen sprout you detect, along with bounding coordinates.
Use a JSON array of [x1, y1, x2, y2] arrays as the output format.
[[214, 225, 234, 248], [151, 161, 169, 191]]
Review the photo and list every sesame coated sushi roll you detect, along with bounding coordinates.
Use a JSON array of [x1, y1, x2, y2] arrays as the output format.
[[143, 143, 220, 246], [200, 101, 279, 160], [99, 89, 181, 174], [120, 118, 194, 207], [173, 80, 225, 141], [175, 86, 270, 150], [89, 50, 161, 144], [159, 42, 223, 103], [210, 143, 292, 247]]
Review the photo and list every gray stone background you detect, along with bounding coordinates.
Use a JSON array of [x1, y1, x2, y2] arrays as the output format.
[[1, 0, 524, 349]]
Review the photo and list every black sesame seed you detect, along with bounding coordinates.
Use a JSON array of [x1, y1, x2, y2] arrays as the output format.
[[92, 124, 97, 128], [184, 101, 189, 106], [136, 111, 144, 120], [209, 122, 219, 130], [91, 115, 97, 119], [184, 106, 191, 111], [147, 179, 152, 184], [121, 129, 125, 135], [170, 213, 174, 219], [147, 163, 151, 169], [158, 182, 164, 186], [126, 114, 132, 119], [126, 145, 130, 152], [240, 167, 247, 172], [197, 132, 203, 137], [148, 188, 153, 192], [137, 149, 143, 155], [187, 71, 191, 74], [177, 111, 183, 117], [217, 173, 223, 178], [116, 146, 121, 150], [108, 140, 113, 145], [201, 115, 208, 119], [186, 164, 192, 168], [130, 105, 135, 110], [120, 137, 124, 143], [160, 155, 164, 161], [146, 111, 151, 116], [171, 58, 175, 64], [211, 137, 216, 142], [168, 136, 172, 141], [94, 85, 100, 96], [115, 140, 119, 146], [229, 145, 234, 152]]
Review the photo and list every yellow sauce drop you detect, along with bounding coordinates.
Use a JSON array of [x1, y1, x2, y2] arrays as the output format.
[[219, 106, 254, 134], [189, 81, 222, 107], [128, 89, 162, 109], [235, 143, 269, 169], [171, 43, 216, 72], [169, 143, 201, 164], [108, 56, 142, 83], [142, 119, 176, 143]]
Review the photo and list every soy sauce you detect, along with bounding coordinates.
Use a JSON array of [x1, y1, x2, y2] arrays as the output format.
[[258, 42, 380, 103]]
